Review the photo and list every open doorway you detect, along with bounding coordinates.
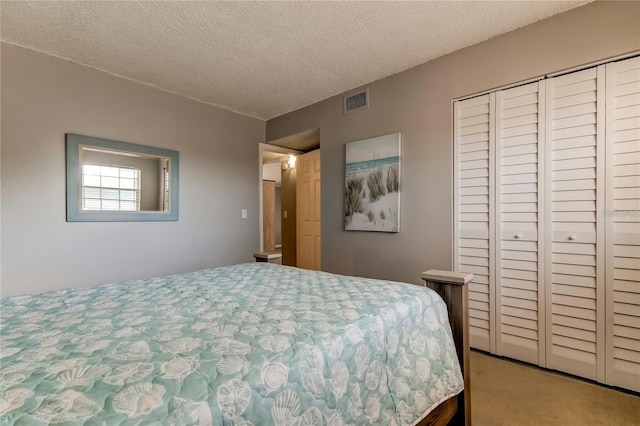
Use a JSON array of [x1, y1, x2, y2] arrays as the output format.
[[259, 144, 301, 266], [259, 129, 320, 269]]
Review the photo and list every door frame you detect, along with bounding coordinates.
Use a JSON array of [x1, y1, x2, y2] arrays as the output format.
[[258, 143, 303, 252]]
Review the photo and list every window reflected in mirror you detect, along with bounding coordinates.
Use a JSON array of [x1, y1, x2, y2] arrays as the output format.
[[82, 164, 141, 211]]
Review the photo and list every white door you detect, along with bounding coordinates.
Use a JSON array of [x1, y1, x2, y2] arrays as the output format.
[[605, 56, 640, 392], [545, 66, 606, 382], [454, 94, 496, 353], [297, 149, 321, 270], [495, 81, 546, 365]]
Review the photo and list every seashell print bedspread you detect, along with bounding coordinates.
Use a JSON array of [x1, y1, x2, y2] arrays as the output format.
[[0, 263, 463, 425]]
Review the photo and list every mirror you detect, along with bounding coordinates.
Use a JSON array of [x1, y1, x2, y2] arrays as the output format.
[[66, 134, 179, 221]]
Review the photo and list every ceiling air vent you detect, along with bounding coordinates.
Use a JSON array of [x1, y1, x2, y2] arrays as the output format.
[[344, 88, 369, 114]]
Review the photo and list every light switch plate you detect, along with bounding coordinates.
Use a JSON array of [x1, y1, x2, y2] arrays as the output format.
[[241, 209, 247, 219]]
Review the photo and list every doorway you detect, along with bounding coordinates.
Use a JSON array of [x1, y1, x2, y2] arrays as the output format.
[[259, 144, 300, 265], [259, 129, 320, 269]]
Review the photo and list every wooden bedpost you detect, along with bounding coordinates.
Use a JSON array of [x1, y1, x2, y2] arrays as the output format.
[[422, 270, 473, 426]]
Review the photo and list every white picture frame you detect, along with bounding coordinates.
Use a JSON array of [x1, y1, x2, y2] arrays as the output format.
[[344, 132, 401, 232]]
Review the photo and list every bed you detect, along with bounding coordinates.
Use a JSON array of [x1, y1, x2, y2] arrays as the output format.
[[0, 263, 470, 425]]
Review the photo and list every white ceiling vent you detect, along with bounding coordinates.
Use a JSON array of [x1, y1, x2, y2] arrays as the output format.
[[344, 88, 369, 114]]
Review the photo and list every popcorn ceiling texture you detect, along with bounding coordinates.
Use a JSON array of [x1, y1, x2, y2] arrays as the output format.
[[1, 1, 588, 120]]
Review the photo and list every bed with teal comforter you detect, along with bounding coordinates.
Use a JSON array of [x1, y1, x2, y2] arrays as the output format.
[[0, 263, 463, 425]]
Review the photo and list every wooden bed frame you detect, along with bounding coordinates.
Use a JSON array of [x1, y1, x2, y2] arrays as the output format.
[[417, 270, 473, 426]]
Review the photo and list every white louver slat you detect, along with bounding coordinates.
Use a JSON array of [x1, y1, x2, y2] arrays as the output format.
[[495, 82, 545, 365], [454, 94, 495, 353], [545, 66, 605, 382], [605, 56, 640, 392]]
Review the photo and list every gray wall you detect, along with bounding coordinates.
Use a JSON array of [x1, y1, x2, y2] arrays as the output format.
[[266, 1, 640, 285], [1, 43, 265, 296]]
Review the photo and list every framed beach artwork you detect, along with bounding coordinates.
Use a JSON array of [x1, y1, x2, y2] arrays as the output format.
[[344, 133, 401, 232]]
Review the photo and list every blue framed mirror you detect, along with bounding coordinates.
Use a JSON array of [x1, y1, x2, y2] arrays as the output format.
[[66, 134, 179, 221]]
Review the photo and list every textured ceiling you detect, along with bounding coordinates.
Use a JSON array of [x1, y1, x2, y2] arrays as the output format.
[[1, 1, 589, 120]]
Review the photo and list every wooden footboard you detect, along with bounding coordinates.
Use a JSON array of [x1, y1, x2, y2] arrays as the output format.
[[421, 270, 473, 426], [416, 396, 458, 426]]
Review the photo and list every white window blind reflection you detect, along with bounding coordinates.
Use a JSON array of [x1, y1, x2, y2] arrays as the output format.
[[82, 164, 140, 211]]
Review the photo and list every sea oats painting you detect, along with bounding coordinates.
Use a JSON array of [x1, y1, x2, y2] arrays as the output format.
[[345, 133, 401, 232]]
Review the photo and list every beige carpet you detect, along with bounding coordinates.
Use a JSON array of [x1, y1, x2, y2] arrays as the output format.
[[470, 351, 640, 426]]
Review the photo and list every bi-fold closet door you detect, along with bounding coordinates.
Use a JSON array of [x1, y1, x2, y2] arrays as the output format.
[[454, 81, 547, 364], [545, 60, 640, 389], [454, 56, 640, 392], [545, 66, 606, 383], [453, 93, 496, 354], [604, 57, 640, 392], [494, 82, 546, 366]]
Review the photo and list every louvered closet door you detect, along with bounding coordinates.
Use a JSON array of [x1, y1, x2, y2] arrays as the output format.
[[495, 82, 545, 365], [605, 57, 640, 392], [545, 66, 606, 382], [454, 94, 495, 353]]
